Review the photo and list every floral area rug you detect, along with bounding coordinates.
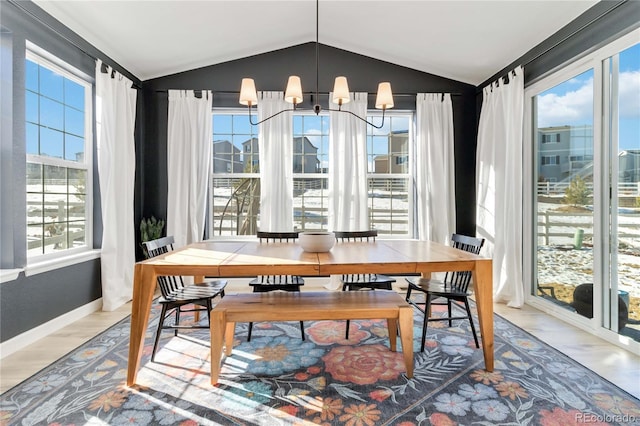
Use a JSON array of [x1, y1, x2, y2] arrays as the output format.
[[1, 301, 639, 426]]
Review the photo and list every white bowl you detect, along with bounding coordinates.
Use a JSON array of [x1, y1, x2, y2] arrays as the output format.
[[298, 232, 335, 252]]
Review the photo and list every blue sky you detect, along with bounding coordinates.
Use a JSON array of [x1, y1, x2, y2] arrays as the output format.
[[26, 59, 86, 160], [537, 43, 639, 151]]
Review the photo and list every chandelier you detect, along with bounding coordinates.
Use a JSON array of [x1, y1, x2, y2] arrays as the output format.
[[238, 0, 394, 128]]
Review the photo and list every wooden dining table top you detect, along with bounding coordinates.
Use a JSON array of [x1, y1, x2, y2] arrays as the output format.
[[127, 238, 494, 386], [137, 238, 486, 276]]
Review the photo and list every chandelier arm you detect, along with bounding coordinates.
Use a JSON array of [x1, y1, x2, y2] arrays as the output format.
[[324, 107, 387, 129], [247, 104, 298, 125]]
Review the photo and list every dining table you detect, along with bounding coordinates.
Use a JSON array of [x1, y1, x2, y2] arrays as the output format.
[[126, 238, 493, 386]]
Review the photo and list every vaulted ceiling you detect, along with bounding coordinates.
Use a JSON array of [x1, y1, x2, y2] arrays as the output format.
[[33, 0, 598, 85]]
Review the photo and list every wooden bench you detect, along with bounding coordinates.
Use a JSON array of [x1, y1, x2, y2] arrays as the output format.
[[210, 291, 414, 384]]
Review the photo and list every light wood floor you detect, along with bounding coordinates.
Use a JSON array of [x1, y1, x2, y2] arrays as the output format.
[[1, 277, 639, 398]]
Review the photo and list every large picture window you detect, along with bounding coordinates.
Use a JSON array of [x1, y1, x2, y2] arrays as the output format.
[[25, 47, 92, 259], [210, 111, 412, 237]]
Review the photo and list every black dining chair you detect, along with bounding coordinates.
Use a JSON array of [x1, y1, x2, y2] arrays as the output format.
[[247, 231, 305, 341], [142, 236, 228, 362], [334, 230, 396, 339], [405, 234, 485, 352]]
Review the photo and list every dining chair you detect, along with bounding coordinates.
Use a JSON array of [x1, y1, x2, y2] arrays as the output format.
[[247, 231, 305, 341], [405, 234, 485, 352], [142, 236, 227, 362], [334, 230, 396, 339]]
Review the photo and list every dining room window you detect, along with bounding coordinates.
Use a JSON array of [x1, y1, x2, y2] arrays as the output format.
[[25, 46, 93, 259], [210, 110, 413, 237], [293, 113, 329, 232], [367, 113, 411, 236], [211, 112, 260, 235]]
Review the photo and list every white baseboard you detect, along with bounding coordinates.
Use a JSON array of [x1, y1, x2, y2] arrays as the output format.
[[0, 298, 103, 359]]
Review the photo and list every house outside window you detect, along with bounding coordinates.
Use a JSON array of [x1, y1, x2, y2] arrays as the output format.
[[210, 110, 412, 237], [25, 46, 93, 260], [541, 155, 560, 165], [542, 133, 561, 143]]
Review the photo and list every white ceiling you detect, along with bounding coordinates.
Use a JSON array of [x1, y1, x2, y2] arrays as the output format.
[[33, 0, 598, 85]]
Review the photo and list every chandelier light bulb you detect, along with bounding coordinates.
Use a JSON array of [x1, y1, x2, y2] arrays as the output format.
[[239, 78, 258, 106], [332, 76, 351, 106], [284, 76, 303, 105], [375, 82, 394, 110]]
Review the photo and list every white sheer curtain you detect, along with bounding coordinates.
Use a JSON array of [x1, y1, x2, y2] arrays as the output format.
[[258, 91, 293, 231], [328, 92, 369, 232], [476, 66, 524, 307], [166, 90, 212, 247], [95, 60, 137, 311], [415, 93, 456, 244]]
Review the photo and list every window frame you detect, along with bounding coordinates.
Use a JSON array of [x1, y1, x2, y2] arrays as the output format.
[[25, 44, 94, 264]]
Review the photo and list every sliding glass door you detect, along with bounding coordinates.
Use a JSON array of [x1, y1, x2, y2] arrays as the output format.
[[525, 30, 639, 348], [530, 67, 596, 320], [605, 41, 640, 340]]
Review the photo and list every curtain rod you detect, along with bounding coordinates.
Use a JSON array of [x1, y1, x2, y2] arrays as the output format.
[[520, 1, 625, 69], [8, 0, 142, 89], [480, 0, 625, 90], [154, 90, 462, 97]]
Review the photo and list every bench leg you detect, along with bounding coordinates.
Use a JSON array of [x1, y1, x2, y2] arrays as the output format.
[[387, 318, 397, 351], [224, 322, 235, 356], [210, 310, 226, 385], [399, 306, 414, 378]]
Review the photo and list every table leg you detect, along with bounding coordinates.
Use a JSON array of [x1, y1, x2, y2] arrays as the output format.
[[473, 259, 494, 371], [210, 309, 227, 385], [398, 306, 414, 378], [420, 272, 433, 317], [127, 264, 157, 386], [224, 322, 235, 356], [194, 275, 204, 322], [387, 318, 397, 351]]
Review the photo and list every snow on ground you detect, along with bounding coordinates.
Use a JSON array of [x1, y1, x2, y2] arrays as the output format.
[[537, 246, 639, 298], [537, 201, 640, 298]]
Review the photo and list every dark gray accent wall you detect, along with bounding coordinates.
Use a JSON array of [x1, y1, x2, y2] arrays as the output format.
[[0, 1, 141, 343], [141, 43, 478, 238], [1, 261, 102, 341]]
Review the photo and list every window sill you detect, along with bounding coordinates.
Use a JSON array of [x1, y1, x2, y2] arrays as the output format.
[[25, 249, 101, 277], [0, 269, 22, 284]]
